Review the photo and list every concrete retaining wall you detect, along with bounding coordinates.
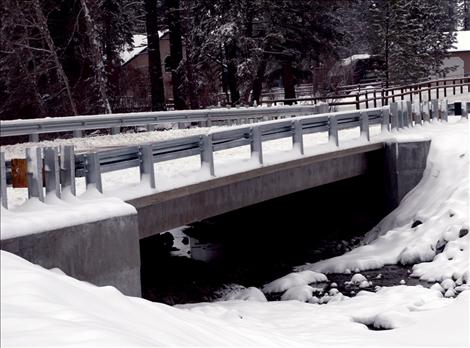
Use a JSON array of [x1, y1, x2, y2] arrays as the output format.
[[0, 214, 141, 297]]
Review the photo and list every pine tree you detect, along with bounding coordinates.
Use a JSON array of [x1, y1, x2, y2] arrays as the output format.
[[368, 0, 456, 86]]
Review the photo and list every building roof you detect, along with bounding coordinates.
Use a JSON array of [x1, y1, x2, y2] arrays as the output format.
[[449, 30, 470, 52], [120, 31, 168, 64]]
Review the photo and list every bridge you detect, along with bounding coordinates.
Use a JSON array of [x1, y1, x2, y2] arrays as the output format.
[[0, 98, 467, 297]]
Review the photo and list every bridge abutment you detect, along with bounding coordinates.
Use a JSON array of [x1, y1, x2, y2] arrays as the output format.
[[0, 213, 142, 297], [384, 140, 431, 211]]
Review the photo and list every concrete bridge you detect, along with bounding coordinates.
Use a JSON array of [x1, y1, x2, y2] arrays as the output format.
[[1, 139, 430, 297]]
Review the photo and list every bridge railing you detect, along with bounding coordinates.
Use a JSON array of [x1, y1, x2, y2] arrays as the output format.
[[0, 104, 329, 143], [261, 77, 470, 110], [0, 99, 468, 209]]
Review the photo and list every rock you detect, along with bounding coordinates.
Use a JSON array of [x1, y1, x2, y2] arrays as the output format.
[[430, 283, 445, 293], [441, 278, 455, 290], [181, 237, 190, 245], [399, 279, 406, 285], [459, 228, 468, 238], [444, 288, 456, 298], [359, 281, 370, 288], [329, 288, 339, 296], [330, 282, 338, 288], [411, 220, 423, 228], [350, 274, 367, 285]]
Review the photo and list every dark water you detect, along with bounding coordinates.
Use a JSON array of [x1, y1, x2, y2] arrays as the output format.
[[140, 175, 430, 305]]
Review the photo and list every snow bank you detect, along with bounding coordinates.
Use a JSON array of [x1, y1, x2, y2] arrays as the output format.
[[2, 250, 468, 346], [297, 119, 469, 284]]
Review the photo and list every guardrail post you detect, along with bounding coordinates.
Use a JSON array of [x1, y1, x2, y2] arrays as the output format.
[[462, 102, 469, 119], [355, 94, 360, 110], [29, 134, 39, 143], [381, 108, 390, 132], [360, 112, 370, 141], [328, 115, 339, 146], [44, 147, 60, 198], [200, 135, 215, 176], [441, 99, 448, 122], [139, 144, 156, 188], [85, 152, 103, 193], [398, 101, 404, 128], [250, 127, 263, 165], [402, 101, 410, 127], [292, 120, 304, 155], [73, 130, 83, 138], [390, 102, 398, 130], [26, 147, 44, 202], [0, 152, 7, 209], [414, 102, 423, 125], [431, 99, 439, 121], [60, 145, 76, 196], [423, 101, 430, 123]]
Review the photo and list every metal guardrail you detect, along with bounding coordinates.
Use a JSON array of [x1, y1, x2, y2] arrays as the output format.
[[0, 104, 329, 142], [0, 99, 468, 209]]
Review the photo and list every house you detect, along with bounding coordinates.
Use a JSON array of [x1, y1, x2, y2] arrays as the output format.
[[118, 31, 174, 107], [447, 30, 470, 77]]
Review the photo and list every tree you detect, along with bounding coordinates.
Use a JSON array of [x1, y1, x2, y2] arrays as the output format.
[[145, 0, 166, 111], [165, 0, 186, 109], [368, 0, 457, 86]]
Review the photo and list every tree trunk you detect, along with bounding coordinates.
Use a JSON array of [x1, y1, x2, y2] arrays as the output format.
[[282, 61, 296, 104], [166, 0, 186, 110], [251, 58, 267, 105], [79, 0, 112, 114], [224, 42, 240, 106], [32, 0, 78, 115], [145, 0, 166, 111]]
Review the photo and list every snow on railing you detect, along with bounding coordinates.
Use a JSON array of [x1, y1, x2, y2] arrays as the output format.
[[0, 99, 467, 209]]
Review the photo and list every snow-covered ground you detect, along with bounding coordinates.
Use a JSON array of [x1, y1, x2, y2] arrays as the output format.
[[1, 114, 469, 346]]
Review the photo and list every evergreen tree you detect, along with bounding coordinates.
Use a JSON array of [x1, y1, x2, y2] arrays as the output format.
[[368, 0, 456, 86]]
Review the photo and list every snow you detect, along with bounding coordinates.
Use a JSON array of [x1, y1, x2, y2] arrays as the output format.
[[297, 118, 469, 284], [2, 249, 468, 346], [0, 190, 136, 240], [262, 270, 328, 294], [341, 54, 371, 66], [449, 30, 470, 52], [119, 31, 168, 64]]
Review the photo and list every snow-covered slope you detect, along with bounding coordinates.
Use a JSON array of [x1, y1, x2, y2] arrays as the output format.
[[297, 119, 469, 284]]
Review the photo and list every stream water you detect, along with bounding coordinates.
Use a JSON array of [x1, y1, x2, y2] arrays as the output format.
[[140, 175, 432, 305]]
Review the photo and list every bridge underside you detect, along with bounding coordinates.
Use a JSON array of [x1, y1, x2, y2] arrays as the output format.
[[130, 143, 391, 239]]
